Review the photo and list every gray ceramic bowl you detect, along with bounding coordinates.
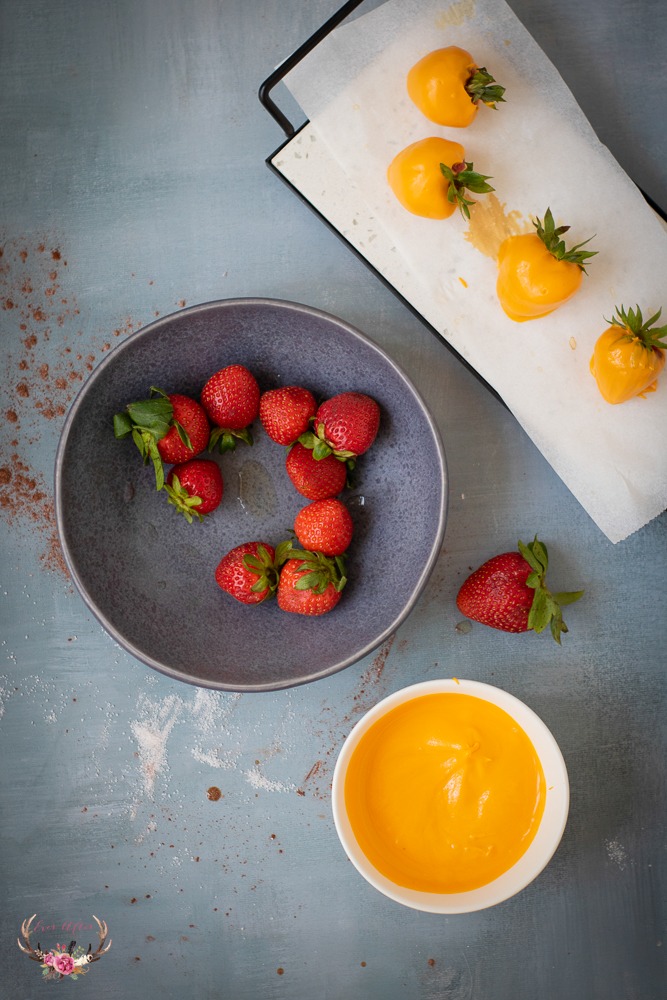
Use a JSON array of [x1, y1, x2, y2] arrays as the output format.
[[55, 299, 447, 691]]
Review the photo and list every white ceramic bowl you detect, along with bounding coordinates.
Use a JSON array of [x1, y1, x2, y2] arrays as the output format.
[[332, 678, 569, 913]]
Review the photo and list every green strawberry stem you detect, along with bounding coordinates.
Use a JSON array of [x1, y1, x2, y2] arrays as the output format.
[[243, 544, 280, 597], [276, 540, 347, 594], [606, 304, 667, 351], [534, 208, 597, 271], [164, 474, 205, 524], [299, 426, 355, 464], [208, 425, 253, 454], [297, 427, 357, 482], [440, 161, 494, 220], [465, 66, 505, 108], [519, 536, 583, 644], [113, 387, 193, 491]]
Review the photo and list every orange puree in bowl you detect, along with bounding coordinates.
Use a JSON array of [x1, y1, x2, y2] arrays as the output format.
[[344, 693, 546, 893]]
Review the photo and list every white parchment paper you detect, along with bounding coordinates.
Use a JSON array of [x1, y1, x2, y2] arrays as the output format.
[[282, 0, 667, 543]]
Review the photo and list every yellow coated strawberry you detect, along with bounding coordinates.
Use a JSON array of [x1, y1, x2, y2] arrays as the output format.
[[407, 46, 505, 128], [590, 305, 667, 403], [387, 137, 494, 220], [496, 208, 597, 321]]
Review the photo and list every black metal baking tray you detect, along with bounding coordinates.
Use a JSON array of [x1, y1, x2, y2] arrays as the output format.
[[258, 0, 666, 403]]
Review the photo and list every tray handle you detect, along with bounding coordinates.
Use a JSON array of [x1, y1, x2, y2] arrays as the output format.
[[258, 0, 365, 137]]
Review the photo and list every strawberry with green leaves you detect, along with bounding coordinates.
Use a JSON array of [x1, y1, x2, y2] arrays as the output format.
[[201, 364, 260, 453], [285, 442, 347, 500], [165, 459, 223, 523], [300, 391, 380, 465], [259, 385, 317, 446], [113, 387, 210, 489], [456, 536, 583, 643], [590, 304, 667, 403], [276, 541, 347, 616], [293, 498, 353, 557], [215, 542, 278, 605], [496, 208, 597, 321]]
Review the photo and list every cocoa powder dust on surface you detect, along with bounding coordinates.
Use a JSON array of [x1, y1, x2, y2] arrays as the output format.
[[0, 237, 141, 577], [296, 634, 396, 800]]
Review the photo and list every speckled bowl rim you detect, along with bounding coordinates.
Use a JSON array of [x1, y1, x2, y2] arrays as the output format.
[[332, 678, 570, 911], [54, 297, 448, 691]]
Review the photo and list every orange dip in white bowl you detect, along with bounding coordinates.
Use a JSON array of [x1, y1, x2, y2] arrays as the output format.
[[332, 679, 569, 912]]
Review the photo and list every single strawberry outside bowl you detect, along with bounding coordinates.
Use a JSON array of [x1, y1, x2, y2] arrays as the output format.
[[54, 298, 447, 691]]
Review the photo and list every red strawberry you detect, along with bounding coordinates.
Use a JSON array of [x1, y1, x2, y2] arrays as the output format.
[[157, 395, 210, 465], [294, 498, 353, 556], [113, 387, 209, 490], [165, 459, 223, 523], [215, 542, 278, 605], [302, 391, 380, 463], [285, 443, 347, 500], [201, 364, 260, 453], [259, 386, 317, 445], [456, 536, 583, 643], [276, 543, 347, 616]]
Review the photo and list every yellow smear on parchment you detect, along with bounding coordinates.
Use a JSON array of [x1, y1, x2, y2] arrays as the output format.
[[465, 194, 529, 260], [436, 0, 475, 28]]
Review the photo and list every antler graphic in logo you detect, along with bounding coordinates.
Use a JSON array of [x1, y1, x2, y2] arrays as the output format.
[[18, 915, 112, 981]]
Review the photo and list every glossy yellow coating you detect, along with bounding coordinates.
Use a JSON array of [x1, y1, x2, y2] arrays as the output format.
[[344, 693, 546, 894], [387, 137, 465, 219], [590, 325, 665, 403], [407, 46, 479, 128], [496, 233, 583, 321]]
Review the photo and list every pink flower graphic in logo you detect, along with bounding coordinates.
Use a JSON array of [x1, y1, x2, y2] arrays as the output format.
[[17, 914, 112, 981], [53, 952, 75, 975]]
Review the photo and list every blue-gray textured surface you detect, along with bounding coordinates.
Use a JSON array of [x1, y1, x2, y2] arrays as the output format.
[[1, 1, 665, 998]]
